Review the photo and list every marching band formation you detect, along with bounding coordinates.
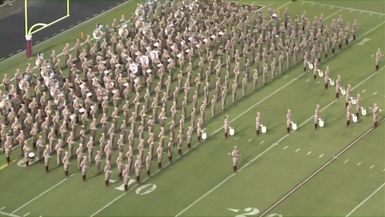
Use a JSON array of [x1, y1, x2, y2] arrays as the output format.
[[0, 0, 383, 184]]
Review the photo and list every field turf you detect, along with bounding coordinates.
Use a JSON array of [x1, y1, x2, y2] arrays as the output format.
[[0, 0, 384, 217]]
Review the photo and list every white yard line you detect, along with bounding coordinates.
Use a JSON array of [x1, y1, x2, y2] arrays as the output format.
[[91, 192, 126, 217], [0, 211, 21, 217], [11, 178, 69, 214], [295, 148, 301, 153], [23, 212, 30, 217], [276, 1, 291, 10], [173, 174, 237, 217], [345, 182, 385, 217], [303, 1, 385, 16], [306, 151, 312, 155], [283, 146, 288, 150], [174, 66, 383, 217], [318, 154, 324, 158], [344, 159, 350, 164], [259, 123, 384, 217], [324, 8, 344, 20]]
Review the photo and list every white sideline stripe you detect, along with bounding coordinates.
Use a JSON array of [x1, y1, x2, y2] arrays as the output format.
[[11, 178, 69, 214], [259, 125, 383, 217], [23, 212, 30, 217], [0, 211, 21, 217], [345, 182, 385, 217], [0, 0, 134, 63], [0, 207, 4, 211], [174, 66, 382, 216], [303, 1, 385, 16]]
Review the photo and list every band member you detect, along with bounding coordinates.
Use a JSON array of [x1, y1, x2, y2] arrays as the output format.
[[43, 145, 50, 173], [255, 112, 262, 135], [134, 156, 141, 183], [156, 143, 163, 169], [23, 143, 31, 168], [145, 152, 152, 176], [345, 84, 352, 107], [76, 143, 84, 169], [335, 75, 341, 99], [55, 139, 63, 165], [346, 101, 353, 126], [167, 140, 173, 162], [4, 138, 11, 164], [104, 160, 112, 187], [95, 150, 102, 173], [372, 103, 381, 128], [116, 152, 125, 178], [324, 66, 330, 89], [314, 104, 321, 129], [355, 94, 361, 119], [231, 146, 240, 173], [287, 109, 292, 133], [224, 115, 230, 138], [122, 164, 131, 191], [80, 156, 89, 181], [62, 151, 70, 177]]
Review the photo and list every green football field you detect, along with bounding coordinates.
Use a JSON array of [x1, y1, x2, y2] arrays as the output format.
[[0, 0, 385, 217]]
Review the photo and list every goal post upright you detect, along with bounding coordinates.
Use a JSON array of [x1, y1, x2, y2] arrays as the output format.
[[24, 0, 71, 59]]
